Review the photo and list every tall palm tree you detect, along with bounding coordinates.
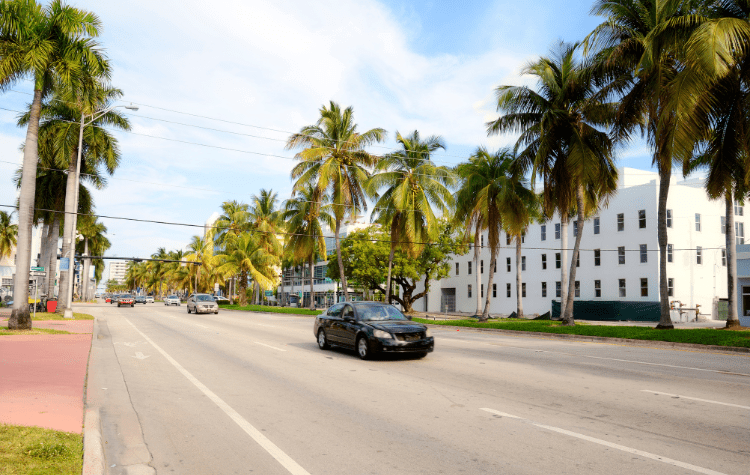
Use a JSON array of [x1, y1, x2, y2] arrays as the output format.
[[0, 211, 17, 260], [216, 233, 278, 307], [487, 42, 618, 325], [286, 101, 386, 302], [76, 216, 106, 300], [249, 189, 283, 304], [0, 0, 109, 329], [368, 130, 455, 304], [283, 185, 335, 310], [215, 200, 250, 304], [150, 247, 168, 299], [585, 0, 702, 329]]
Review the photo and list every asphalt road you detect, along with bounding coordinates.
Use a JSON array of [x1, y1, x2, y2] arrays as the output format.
[[84, 303, 750, 475]]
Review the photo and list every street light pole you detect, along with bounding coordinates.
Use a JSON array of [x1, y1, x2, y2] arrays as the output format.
[[62, 103, 138, 319]]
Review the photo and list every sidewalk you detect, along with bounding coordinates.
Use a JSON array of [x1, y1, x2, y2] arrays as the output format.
[[0, 315, 93, 433]]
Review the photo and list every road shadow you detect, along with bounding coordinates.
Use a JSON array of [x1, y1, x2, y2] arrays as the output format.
[[286, 341, 429, 362]]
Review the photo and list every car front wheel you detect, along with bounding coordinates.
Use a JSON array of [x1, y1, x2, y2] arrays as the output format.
[[317, 329, 330, 350], [356, 336, 371, 360]]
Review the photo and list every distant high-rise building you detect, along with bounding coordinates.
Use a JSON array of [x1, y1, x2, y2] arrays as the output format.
[[108, 261, 128, 284]]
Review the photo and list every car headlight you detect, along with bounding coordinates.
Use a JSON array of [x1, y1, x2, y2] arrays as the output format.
[[373, 329, 393, 339], [424, 329, 432, 338]]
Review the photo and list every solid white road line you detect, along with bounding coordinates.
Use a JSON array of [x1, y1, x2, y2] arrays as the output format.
[[641, 390, 750, 410], [124, 318, 309, 475], [480, 408, 728, 475], [255, 341, 287, 352]]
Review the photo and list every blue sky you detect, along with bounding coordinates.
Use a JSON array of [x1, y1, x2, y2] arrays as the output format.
[[0, 0, 657, 274]]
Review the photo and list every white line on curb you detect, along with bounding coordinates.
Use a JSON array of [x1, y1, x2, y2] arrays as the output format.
[[255, 341, 287, 352], [124, 318, 309, 475], [641, 390, 750, 410], [480, 408, 728, 475]]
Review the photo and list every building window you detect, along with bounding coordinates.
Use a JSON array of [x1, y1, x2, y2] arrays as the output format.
[[668, 278, 674, 297], [638, 210, 646, 228], [494, 260, 497, 273], [722, 249, 727, 267], [737, 222, 745, 245], [542, 282, 547, 298], [521, 256, 526, 271], [522, 283, 526, 298], [506, 234, 511, 246], [556, 281, 561, 298], [555, 223, 561, 240], [481, 284, 484, 298], [468, 285, 472, 298], [481, 260, 484, 274], [541, 225, 546, 241], [640, 278, 648, 297], [594, 249, 601, 266], [721, 216, 727, 234], [555, 253, 561, 269], [640, 244, 648, 263], [618, 246, 625, 265], [576, 254, 580, 267], [697, 246, 703, 265], [736, 201, 744, 216], [506, 283, 511, 298], [573, 220, 578, 237], [481, 235, 484, 248], [666, 209, 673, 228], [575, 281, 580, 298], [594, 280, 601, 298], [455, 262, 459, 276], [619, 279, 626, 297], [493, 283, 497, 298], [542, 254, 547, 270], [695, 213, 701, 232], [521, 234, 525, 244], [594, 217, 600, 235], [667, 244, 673, 263], [507, 257, 511, 272], [468, 261, 472, 274], [617, 213, 624, 231]]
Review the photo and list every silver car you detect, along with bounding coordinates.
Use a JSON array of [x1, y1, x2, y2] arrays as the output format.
[[145, 296, 154, 303], [164, 295, 180, 306], [187, 293, 219, 314]]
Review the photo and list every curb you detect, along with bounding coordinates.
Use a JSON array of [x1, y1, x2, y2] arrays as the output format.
[[82, 407, 105, 475], [423, 324, 750, 355]]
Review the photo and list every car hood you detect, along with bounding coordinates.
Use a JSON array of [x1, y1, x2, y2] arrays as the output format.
[[366, 321, 427, 333]]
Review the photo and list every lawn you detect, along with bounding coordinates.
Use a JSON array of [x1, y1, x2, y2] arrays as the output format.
[[30, 312, 94, 321], [219, 304, 322, 315], [0, 424, 82, 475], [0, 327, 72, 336], [412, 318, 750, 348]]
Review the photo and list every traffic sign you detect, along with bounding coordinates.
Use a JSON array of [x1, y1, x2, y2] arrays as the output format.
[[31, 266, 44, 272], [264, 290, 273, 297], [60, 258, 69, 271], [30, 271, 46, 277]]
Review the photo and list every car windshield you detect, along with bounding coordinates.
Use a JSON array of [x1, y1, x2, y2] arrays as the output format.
[[196, 295, 215, 302], [355, 304, 408, 321], [168, 295, 178, 299]]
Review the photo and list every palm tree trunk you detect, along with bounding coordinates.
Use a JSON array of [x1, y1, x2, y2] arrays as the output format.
[[559, 217, 569, 320], [474, 228, 481, 316], [309, 254, 315, 310], [726, 191, 740, 328], [57, 151, 78, 313], [9, 87, 43, 330], [481, 246, 497, 322], [385, 243, 395, 303], [38, 223, 49, 296], [563, 184, 585, 325], [47, 217, 59, 299], [81, 238, 91, 301], [516, 236, 523, 319], [279, 267, 285, 307], [656, 167, 675, 329], [335, 219, 349, 301], [238, 271, 248, 306]]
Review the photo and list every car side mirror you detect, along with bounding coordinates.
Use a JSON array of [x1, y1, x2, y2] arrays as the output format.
[[344, 315, 355, 322]]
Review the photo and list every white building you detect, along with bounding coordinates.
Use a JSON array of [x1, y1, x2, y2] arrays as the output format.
[[0, 226, 55, 300], [416, 168, 736, 321], [108, 261, 128, 284]]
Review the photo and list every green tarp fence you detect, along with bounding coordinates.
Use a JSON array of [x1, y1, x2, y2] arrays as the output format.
[[551, 300, 660, 322]]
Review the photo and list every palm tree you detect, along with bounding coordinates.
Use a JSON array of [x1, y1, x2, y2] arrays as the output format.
[[216, 233, 278, 307], [249, 189, 283, 304], [0, 0, 109, 329], [585, 0, 701, 329], [286, 101, 386, 302], [487, 42, 618, 325], [368, 130, 455, 305], [0, 211, 17, 260], [77, 217, 106, 300], [282, 185, 335, 310], [215, 200, 250, 303], [150, 247, 168, 299]]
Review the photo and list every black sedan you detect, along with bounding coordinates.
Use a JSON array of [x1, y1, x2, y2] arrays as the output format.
[[313, 301, 434, 359], [134, 295, 147, 304]]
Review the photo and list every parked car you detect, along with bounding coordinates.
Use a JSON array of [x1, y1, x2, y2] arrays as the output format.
[[134, 295, 147, 304], [145, 295, 154, 303], [213, 295, 230, 305], [187, 294, 219, 314], [117, 294, 135, 307], [313, 301, 434, 359], [109, 294, 118, 304], [95, 292, 102, 299], [164, 295, 180, 306]]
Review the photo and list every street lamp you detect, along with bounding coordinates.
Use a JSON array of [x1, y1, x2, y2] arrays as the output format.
[[63, 103, 138, 319]]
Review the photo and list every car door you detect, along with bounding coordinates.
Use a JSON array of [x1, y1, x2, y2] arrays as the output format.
[[339, 305, 358, 348], [324, 303, 345, 343], [188, 295, 195, 311]]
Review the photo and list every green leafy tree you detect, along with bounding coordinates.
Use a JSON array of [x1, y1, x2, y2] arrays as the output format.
[[368, 130, 455, 304], [0, 211, 17, 260], [286, 101, 386, 302], [216, 233, 279, 307]]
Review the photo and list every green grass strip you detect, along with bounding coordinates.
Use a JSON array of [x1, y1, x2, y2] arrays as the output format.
[[412, 318, 750, 348], [219, 304, 322, 315], [0, 327, 72, 336], [0, 424, 83, 475], [30, 312, 94, 321]]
